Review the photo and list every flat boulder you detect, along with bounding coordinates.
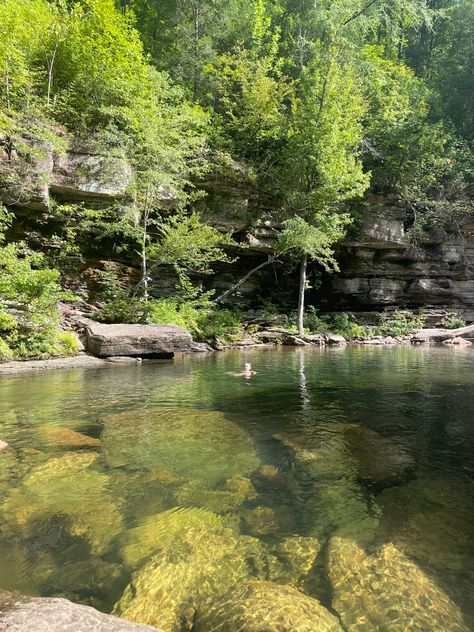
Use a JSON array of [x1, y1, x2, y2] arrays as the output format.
[[85, 323, 193, 357], [0, 590, 161, 631]]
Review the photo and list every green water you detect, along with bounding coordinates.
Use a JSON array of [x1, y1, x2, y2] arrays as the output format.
[[0, 346, 473, 631]]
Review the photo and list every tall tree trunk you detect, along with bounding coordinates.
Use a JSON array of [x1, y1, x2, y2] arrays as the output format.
[[141, 190, 150, 302], [297, 254, 307, 336]]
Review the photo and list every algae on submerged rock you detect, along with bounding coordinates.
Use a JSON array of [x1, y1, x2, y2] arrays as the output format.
[[328, 537, 470, 632], [117, 506, 232, 569], [114, 528, 271, 632], [101, 408, 260, 485], [193, 580, 344, 632], [0, 452, 122, 555]]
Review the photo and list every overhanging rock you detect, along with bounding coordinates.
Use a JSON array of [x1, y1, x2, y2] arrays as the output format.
[[85, 323, 194, 357]]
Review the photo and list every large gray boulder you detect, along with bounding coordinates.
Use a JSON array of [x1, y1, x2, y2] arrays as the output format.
[[0, 591, 161, 631], [412, 324, 474, 344], [85, 323, 193, 357]]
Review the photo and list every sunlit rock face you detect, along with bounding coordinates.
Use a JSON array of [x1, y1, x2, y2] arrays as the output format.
[[0, 590, 161, 632], [101, 408, 260, 486], [328, 538, 470, 632], [113, 529, 271, 632], [0, 451, 122, 556], [193, 580, 344, 632]]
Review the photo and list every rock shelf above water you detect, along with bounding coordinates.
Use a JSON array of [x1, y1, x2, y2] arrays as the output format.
[[85, 322, 194, 357]]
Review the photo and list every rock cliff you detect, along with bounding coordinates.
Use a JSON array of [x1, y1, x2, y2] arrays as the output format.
[[1, 145, 473, 319]]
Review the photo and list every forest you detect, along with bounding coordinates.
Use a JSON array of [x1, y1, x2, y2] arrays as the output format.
[[0, 0, 473, 358]]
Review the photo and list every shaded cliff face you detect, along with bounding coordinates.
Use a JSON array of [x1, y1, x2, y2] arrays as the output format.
[[1, 146, 473, 318], [324, 194, 474, 321]]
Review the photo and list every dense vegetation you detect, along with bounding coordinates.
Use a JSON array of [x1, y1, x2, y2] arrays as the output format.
[[0, 0, 472, 355]]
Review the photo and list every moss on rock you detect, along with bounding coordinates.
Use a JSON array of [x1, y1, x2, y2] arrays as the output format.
[[0, 452, 122, 555], [101, 408, 260, 486], [328, 537, 470, 631], [118, 506, 233, 569], [193, 580, 344, 632], [114, 529, 271, 631]]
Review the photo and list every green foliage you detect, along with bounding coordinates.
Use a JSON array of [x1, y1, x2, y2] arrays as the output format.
[[277, 215, 350, 272], [57, 330, 81, 356], [304, 308, 367, 339], [442, 315, 466, 330], [197, 309, 243, 341], [0, 337, 13, 361], [94, 264, 148, 324], [374, 311, 425, 337]]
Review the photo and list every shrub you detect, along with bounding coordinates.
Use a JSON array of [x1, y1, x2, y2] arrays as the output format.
[[0, 338, 14, 362], [57, 331, 81, 356], [374, 311, 425, 337], [196, 309, 243, 341], [304, 308, 368, 339], [442, 314, 466, 329]]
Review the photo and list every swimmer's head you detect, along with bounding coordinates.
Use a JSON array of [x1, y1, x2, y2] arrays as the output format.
[[244, 362, 252, 371]]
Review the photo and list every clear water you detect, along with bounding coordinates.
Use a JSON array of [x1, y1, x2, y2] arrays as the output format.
[[0, 347, 473, 630]]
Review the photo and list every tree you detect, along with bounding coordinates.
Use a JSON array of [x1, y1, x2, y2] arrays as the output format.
[[277, 48, 369, 334]]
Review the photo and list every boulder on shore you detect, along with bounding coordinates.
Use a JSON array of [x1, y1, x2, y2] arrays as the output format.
[[85, 322, 193, 357], [0, 590, 161, 631]]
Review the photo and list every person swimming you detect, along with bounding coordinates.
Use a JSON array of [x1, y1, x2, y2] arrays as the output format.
[[226, 362, 256, 377]]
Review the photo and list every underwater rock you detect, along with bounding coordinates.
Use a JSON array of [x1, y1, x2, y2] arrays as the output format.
[[172, 479, 248, 514], [0, 451, 122, 555], [101, 408, 260, 486], [328, 537, 470, 632], [276, 428, 380, 547], [375, 478, 474, 627], [45, 558, 125, 611], [0, 440, 8, 452], [251, 463, 295, 492], [375, 477, 474, 574], [114, 529, 270, 632], [0, 590, 161, 631], [118, 506, 232, 569], [38, 425, 100, 449], [241, 504, 294, 536], [269, 536, 321, 589], [110, 468, 183, 522], [193, 580, 344, 632], [225, 475, 258, 499]]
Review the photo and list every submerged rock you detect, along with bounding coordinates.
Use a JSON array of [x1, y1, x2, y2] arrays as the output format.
[[0, 590, 161, 631], [114, 529, 270, 632], [45, 558, 125, 611], [328, 537, 470, 632], [241, 504, 294, 536], [38, 425, 100, 449], [118, 506, 231, 569], [101, 408, 260, 486], [172, 479, 248, 514], [276, 428, 381, 546], [193, 580, 344, 632], [269, 536, 321, 589], [0, 452, 122, 555], [0, 440, 8, 452]]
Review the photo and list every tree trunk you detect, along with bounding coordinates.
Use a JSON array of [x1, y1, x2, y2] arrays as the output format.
[[141, 190, 150, 302], [297, 254, 307, 336]]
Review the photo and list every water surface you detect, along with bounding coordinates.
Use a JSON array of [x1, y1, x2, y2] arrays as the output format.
[[0, 347, 473, 630]]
